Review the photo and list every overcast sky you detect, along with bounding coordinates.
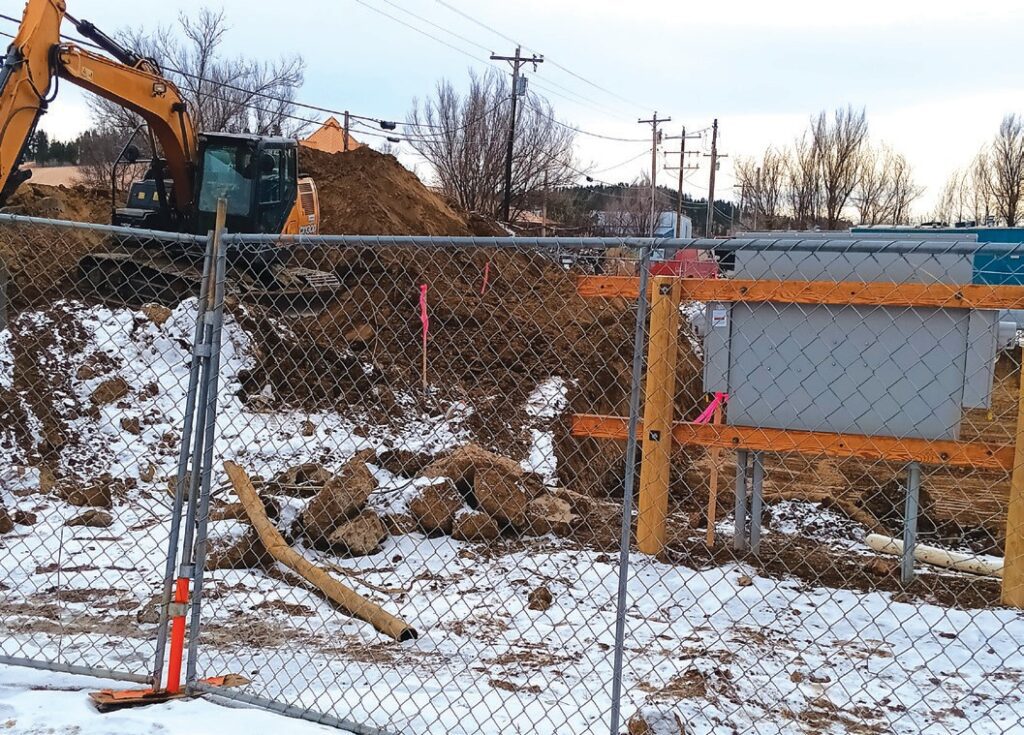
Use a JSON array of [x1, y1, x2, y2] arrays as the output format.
[[17, 0, 1024, 216]]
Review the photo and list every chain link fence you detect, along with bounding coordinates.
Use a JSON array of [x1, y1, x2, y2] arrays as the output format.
[[2, 212, 1023, 733]]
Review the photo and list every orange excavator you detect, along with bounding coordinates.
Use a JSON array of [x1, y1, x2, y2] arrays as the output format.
[[0, 0, 338, 303]]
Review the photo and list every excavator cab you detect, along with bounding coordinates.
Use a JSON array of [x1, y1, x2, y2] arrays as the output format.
[[193, 133, 298, 236]]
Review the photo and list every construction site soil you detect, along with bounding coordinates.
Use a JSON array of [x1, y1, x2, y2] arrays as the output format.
[[0, 146, 1016, 605]]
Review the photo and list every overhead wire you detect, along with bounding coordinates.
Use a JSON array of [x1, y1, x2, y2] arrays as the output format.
[[430, 0, 653, 114]]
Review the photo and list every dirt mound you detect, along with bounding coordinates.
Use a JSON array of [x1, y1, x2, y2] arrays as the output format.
[[300, 146, 501, 236], [1, 184, 110, 307], [3, 182, 109, 224]]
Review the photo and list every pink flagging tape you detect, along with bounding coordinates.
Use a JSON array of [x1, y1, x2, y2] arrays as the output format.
[[481, 261, 491, 295], [693, 392, 728, 424], [419, 284, 430, 341]]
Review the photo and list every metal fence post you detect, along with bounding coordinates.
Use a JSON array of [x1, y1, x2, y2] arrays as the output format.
[[151, 232, 214, 689], [186, 229, 228, 687], [734, 450, 749, 551], [902, 462, 922, 585], [750, 451, 764, 554], [608, 243, 652, 735]]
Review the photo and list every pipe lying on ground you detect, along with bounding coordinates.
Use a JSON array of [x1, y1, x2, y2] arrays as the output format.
[[865, 533, 1003, 579], [223, 460, 418, 641]]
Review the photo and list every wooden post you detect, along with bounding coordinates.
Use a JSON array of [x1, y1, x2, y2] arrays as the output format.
[[705, 403, 723, 547], [1002, 346, 1024, 607], [637, 276, 681, 555]]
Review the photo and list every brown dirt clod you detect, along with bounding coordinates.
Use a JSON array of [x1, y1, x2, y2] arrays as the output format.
[[409, 480, 465, 535], [66, 509, 113, 528], [451, 509, 501, 542], [90, 377, 130, 406], [328, 509, 388, 556], [524, 495, 574, 537], [301, 457, 377, 544], [527, 585, 554, 612]]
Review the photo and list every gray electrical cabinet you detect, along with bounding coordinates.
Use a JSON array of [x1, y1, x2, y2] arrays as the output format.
[[703, 250, 1000, 441]]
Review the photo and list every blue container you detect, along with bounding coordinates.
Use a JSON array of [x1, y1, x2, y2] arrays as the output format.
[[851, 226, 1024, 285]]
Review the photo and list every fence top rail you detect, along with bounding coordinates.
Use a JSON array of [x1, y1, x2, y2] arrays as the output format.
[[3, 208, 1023, 255], [0, 211, 210, 244], [221, 232, 1024, 256]]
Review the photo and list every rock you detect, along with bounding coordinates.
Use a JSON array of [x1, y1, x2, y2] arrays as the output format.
[[408, 479, 464, 534], [136, 593, 162, 625], [207, 528, 268, 570], [627, 709, 685, 735], [328, 509, 388, 555], [66, 509, 113, 528], [59, 476, 114, 508], [120, 416, 142, 435], [38, 466, 56, 493], [209, 502, 247, 521], [301, 457, 377, 544], [865, 556, 898, 577], [91, 377, 130, 406], [375, 448, 436, 478], [451, 509, 501, 542], [300, 420, 316, 437], [140, 303, 173, 326], [737, 574, 753, 587], [527, 585, 553, 612], [524, 495, 573, 536], [474, 465, 528, 528], [12, 509, 37, 526], [0, 507, 13, 534], [138, 463, 157, 483], [550, 487, 599, 518], [268, 462, 335, 497], [382, 512, 416, 535], [422, 443, 524, 492]]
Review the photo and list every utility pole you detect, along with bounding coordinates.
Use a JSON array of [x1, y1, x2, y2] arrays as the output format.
[[639, 112, 671, 236], [664, 127, 702, 237], [491, 47, 544, 223], [702, 118, 727, 237], [343, 111, 350, 152], [541, 169, 549, 237]]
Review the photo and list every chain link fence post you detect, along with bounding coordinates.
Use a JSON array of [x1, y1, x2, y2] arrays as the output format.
[[608, 241, 652, 735]]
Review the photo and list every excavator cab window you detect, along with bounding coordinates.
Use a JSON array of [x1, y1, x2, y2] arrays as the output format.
[[197, 142, 256, 218], [256, 145, 296, 233]]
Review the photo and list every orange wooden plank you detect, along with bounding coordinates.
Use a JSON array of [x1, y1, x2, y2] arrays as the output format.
[[571, 413, 1014, 470], [576, 276, 1024, 310]]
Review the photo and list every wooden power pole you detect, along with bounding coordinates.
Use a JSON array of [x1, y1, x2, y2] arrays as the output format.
[[702, 119, 727, 237], [638, 112, 671, 236], [491, 47, 544, 223], [664, 127, 702, 237]]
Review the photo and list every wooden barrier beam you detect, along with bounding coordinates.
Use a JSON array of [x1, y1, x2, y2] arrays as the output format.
[[571, 413, 1014, 471], [576, 275, 1024, 310], [636, 277, 680, 555], [1002, 345, 1024, 606]]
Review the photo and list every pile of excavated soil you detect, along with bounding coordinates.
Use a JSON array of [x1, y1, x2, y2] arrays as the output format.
[[299, 146, 503, 236], [1, 184, 110, 306]]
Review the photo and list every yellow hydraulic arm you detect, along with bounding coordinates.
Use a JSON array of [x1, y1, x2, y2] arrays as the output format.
[[0, 0, 198, 210]]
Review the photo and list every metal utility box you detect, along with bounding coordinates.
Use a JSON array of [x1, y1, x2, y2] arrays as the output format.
[[703, 250, 1000, 441]]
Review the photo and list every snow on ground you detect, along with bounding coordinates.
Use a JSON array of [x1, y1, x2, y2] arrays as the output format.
[[2, 301, 1024, 734], [0, 665, 334, 734]]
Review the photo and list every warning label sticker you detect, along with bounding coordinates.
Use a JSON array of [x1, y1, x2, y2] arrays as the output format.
[[711, 308, 728, 329]]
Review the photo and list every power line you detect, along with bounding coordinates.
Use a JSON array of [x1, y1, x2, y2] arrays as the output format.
[[430, 0, 652, 114], [523, 95, 647, 143]]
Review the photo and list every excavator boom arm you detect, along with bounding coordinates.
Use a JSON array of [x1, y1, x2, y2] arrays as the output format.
[[0, 0, 197, 210]]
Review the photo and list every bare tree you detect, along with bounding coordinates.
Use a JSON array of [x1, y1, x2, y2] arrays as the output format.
[[989, 114, 1024, 226], [84, 8, 306, 188], [408, 69, 577, 219], [812, 106, 869, 229], [785, 133, 820, 229], [853, 145, 922, 225], [735, 148, 785, 229], [598, 172, 669, 236]]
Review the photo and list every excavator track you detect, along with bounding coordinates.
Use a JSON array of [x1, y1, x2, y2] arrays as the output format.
[[77, 244, 342, 311]]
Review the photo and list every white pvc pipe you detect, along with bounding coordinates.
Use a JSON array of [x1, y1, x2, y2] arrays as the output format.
[[865, 533, 1003, 579]]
